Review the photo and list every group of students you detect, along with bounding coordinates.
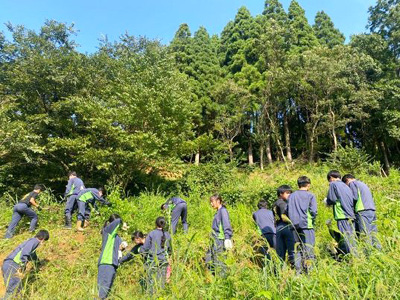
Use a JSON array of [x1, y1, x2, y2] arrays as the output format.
[[1, 170, 380, 299]]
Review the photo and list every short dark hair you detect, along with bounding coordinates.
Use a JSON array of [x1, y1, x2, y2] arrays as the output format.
[[342, 174, 355, 183], [277, 185, 292, 197], [68, 171, 77, 177], [98, 187, 105, 194], [34, 184, 43, 191], [132, 231, 145, 240], [258, 200, 269, 209], [297, 176, 311, 188], [327, 170, 341, 181], [35, 230, 50, 241], [160, 203, 167, 210]]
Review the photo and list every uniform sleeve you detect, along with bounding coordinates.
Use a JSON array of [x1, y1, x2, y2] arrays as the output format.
[[349, 182, 358, 201], [140, 233, 152, 254], [326, 184, 338, 205], [64, 179, 74, 197], [20, 240, 39, 265], [92, 191, 108, 205], [104, 219, 121, 235], [309, 195, 318, 223], [221, 208, 233, 239]]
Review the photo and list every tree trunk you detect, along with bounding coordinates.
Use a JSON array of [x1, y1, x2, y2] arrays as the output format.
[[266, 134, 273, 164], [248, 140, 254, 165], [284, 113, 293, 164], [380, 141, 390, 175], [259, 144, 264, 170], [195, 151, 200, 166], [229, 143, 234, 162]]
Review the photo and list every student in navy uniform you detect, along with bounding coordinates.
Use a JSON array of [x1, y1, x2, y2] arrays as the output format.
[[253, 200, 276, 260], [119, 231, 146, 264], [161, 197, 188, 234], [287, 176, 317, 274], [64, 171, 85, 229], [4, 185, 43, 239], [325, 170, 357, 255], [98, 214, 122, 300], [342, 174, 381, 250], [274, 185, 295, 267], [2, 230, 49, 299], [76, 188, 110, 231], [140, 217, 171, 295], [205, 194, 233, 277]]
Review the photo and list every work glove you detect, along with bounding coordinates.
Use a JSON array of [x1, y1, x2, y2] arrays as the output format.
[[323, 198, 329, 207], [224, 239, 233, 250]]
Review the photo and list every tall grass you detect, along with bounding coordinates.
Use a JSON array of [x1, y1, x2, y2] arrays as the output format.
[[0, 164, 399, 299]]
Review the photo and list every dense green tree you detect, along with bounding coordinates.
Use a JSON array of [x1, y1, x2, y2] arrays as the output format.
[[313, 11, 345, 48]]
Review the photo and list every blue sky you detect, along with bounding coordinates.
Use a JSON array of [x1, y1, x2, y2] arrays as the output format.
[[1, 0, 377, 53]]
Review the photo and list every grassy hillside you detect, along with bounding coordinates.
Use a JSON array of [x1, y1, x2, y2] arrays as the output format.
[[0, 164, 399, 299]]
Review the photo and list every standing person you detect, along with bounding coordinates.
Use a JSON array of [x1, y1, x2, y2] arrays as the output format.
[[342, 174, 381, 250], [273, 185, 295, 267], [140, 217, 171, 295], [2, 230, 49, 299], [161, 197, 188, 234], [97, 214, 122, 300], [76, 188, 110, 231], [325, 170, 357, 255], [4, 185, 43, 239], [64, 171, 85, 229], [205, 194, 233, 277], [287, 176, 317, 274], [253, 200, 276, 260]]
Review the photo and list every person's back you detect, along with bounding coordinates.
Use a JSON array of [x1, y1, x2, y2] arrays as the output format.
[[142, 229, 171, 264], [351, 180, 376, 212], [327, 180, 355, 220], [253, 208, 276, 236], [288, 190, 317, 230]]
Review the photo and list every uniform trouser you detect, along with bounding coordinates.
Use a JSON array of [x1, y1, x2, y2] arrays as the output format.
[[355, 210, 381, 250], [5, 203, 38, 238], [292, 228, 315, 273], [276, 223, 295, 266], [64, 195, 78, 218], [2, 260, 22, 297], [98, 264, 117, 299], [171, 203, 188, 234], [337, 219, 357, 254], [145, 261, 168, 295], [205, 238, 227, 277], [77, 201, 91, 221], [259, 233, 276, 261]]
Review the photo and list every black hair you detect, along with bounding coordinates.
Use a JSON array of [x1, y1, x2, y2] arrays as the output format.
[[342, 174, 355, 183], [35, 230, 50, 241], [68, 171, 77, 177], [132, 231, 145, 240], [103, 213, 121, 229], [156, 216, 167, 248], [34, 184, 43, 191], [210, 194, 225, 206], [257, 200, 268, 209], [160, 203, 167, 211], [327, 170, 341, 181], [277, 185, 292, 197], [297, 176, 311, 188], [98, 187, 105, 194]]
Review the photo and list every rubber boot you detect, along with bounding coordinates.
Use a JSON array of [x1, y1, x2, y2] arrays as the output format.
[[76, 220, 84, 232], [84, 220, 89, 228], [64, 216, 72, 229]]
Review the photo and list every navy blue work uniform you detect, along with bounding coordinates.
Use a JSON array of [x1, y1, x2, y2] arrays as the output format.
[[165, 197, 188, 234], [140, 228, 171, 294], [119, 243, 144, 264], [97, 219, 122, 300], [274, 199, 295, 266], [253, 208, 276, 249], [64, 177, 85, 219], [349, 180, 381, 249], [5, 192, 39, 239], [2, 238, 41, 298], [327, 181, 357, 254], [205, 206, 233, 277], [76, 188, 109, 222], [287, 190, 317, 273]]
